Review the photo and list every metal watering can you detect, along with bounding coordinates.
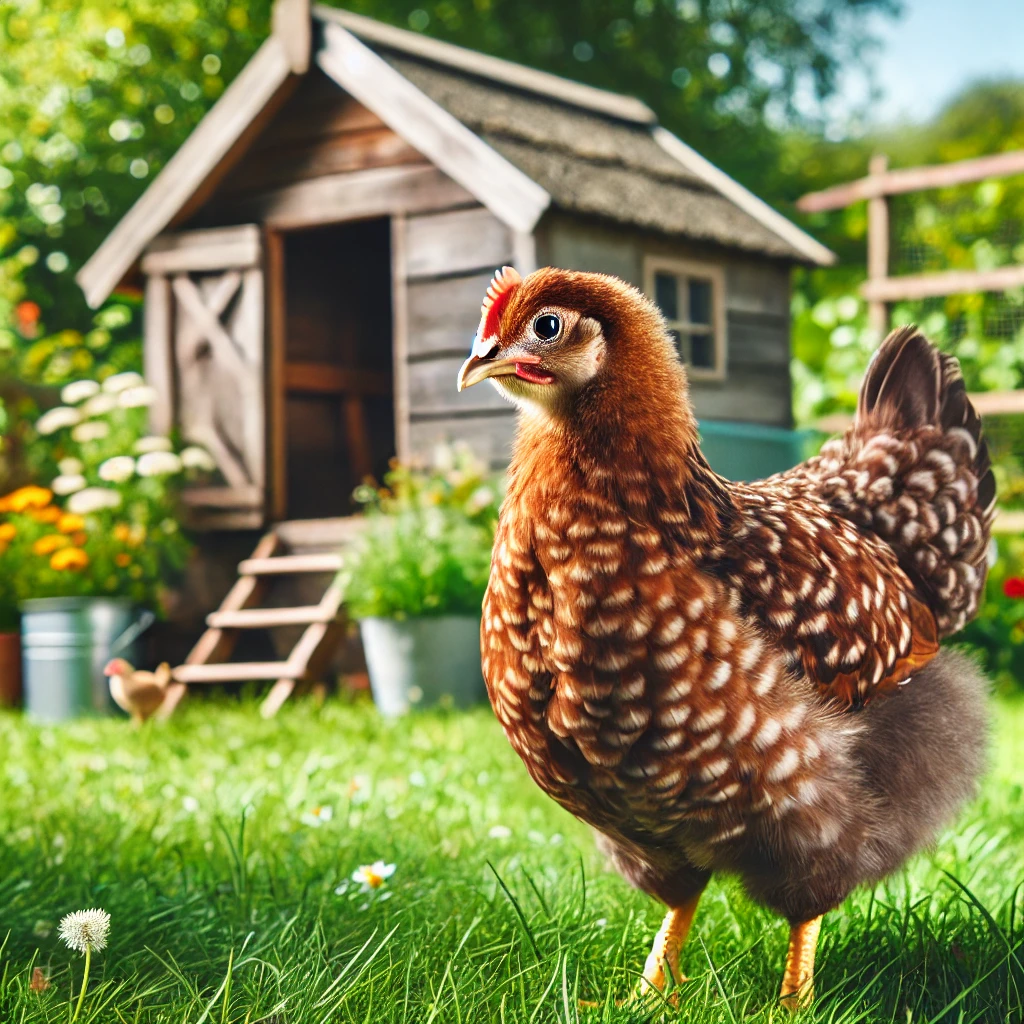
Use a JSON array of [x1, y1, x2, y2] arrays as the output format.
[[20, 598, 156, 722]]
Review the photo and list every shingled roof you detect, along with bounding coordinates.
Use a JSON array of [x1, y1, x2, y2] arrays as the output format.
[[326, 7, 833, 265], [78, 1, 832, 307]]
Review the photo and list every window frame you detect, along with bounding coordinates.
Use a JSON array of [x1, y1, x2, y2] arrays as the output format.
[[642, 256, 727, 381]]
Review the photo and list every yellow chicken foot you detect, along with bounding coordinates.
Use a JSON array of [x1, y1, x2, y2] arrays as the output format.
[[779, 916, 823, 1012], [637, 893, 702, 1001]]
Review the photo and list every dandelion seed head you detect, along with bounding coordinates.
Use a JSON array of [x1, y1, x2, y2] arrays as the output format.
[[58, 908, 110, 953]]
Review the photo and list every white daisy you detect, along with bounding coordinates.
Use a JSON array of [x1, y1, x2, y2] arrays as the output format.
[[118, 385, 158, 409], [101, 371, 144, 394], [98, 456, 135, 484], [351, 860, 396, 890], [58, 457, 83, 476], [180, 446, 216, 471], [61, 380, 100, 405], [58, 908, 110, 954], [136, 451, 181, 477], [52, 474, 87, 496], [81, 393, 117, 418], [67, 487, 122, 515], [71, 421, 110, 443], [134, 436, 173, 454], [36, 406, 81, 436]]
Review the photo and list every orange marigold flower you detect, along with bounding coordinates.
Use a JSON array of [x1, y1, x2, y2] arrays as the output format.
[[33, 534, 70, 555], [57, 513, 86, 534], [113, 523, 131, 543], [32, 505, 61, 524], [50, 547, 89, 571], [72, 531, 87, 546], [115, 552, 131, 568], [0, 522, 15, 541], [5, 486, 53, 512]]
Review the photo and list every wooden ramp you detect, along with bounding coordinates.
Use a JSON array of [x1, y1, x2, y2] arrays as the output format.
[[161, 517, 362, 718]]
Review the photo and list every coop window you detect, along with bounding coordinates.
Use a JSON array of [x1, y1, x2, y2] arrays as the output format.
[[644, 257, 726, 379]]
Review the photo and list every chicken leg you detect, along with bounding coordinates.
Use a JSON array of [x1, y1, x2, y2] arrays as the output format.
[[638, 891, 703, 999], [779, 916, 823, 1011]]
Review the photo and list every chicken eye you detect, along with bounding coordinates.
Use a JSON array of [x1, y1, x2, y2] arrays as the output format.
[[533, 314, 562, 341]]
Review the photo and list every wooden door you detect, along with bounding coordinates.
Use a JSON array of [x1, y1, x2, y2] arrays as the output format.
[[141, 225, 266, 529]]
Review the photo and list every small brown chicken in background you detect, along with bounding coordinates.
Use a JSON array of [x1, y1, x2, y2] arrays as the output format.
[[458, 266, 993, 1009], [104, 658, 172, 725]]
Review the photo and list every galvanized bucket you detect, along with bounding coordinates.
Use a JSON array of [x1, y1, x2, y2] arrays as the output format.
[[360, 615, 485, 716], [20, 598, 153, 722]]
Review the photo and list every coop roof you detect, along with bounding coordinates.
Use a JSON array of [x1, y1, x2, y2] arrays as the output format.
[[77, 1, 833, 307]]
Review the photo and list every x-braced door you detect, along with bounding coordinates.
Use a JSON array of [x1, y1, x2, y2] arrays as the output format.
[[142, 225, 266, 529]]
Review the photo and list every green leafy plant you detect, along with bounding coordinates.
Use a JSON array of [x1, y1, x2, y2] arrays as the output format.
[[340, 444, 501, 620], [956, 535, 1024, 694], [0, 372, 213, 614]]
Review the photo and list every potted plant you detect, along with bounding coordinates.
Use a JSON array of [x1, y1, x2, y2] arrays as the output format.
[[340, 444, 500, 716], [0, 372, 213, 720]]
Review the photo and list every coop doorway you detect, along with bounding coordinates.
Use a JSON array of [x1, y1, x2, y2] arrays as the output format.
[[273, 218, 395, 521]]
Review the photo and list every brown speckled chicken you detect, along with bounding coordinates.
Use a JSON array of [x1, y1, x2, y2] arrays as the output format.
[[457, 267, 992, 1009]]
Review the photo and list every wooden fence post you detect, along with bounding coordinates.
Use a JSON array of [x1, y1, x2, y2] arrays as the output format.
[[866, 153, 890, 336]]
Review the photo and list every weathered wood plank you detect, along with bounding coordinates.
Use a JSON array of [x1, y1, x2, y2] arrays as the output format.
[[274, 515, 364, 550], [239, 553, 344, 575], [220, 127, 425, 197], [142, 224, 261, 274], [391, 213, 411, 459], [797, 148, 1024, 212], [408, 412, 516, 467], [317, 20, 549, 234], [405, 207, 511, 279], [143, 273, 173, 435], [407, 271, 493, 357], [689, 367, 792, 427], [726, 313, 790, 369], [409, 355, 509, 415], [284, 362, 392, 395], [174, 661, 297, 683], [861, 264, 1024, 303], [724, 261, 790, 317], [227, 165, 475, 231], [272, 0, 311, 73], [207, 605, 336, 628]]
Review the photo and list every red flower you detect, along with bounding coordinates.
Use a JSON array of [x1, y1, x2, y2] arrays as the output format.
[[1003, 577, 1024, 600], [14, 300, 40, 338]]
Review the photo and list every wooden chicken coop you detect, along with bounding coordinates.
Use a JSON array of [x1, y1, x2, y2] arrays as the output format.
[[75, 0, 834, 695], [78, 0, 834, 529]]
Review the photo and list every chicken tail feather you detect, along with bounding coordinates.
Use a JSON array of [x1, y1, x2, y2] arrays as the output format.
[[857, 325, 995, 518]]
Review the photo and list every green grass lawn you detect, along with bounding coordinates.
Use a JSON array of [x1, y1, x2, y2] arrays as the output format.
[[1, 691, 1022, 1023]]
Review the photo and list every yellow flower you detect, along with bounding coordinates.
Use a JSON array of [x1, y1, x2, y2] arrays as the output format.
[[4, 486, 53, 512], [112, 523, 131, 543], [50, 548, 89, 571], [33, 534, 70, 555], [115, 553, 131, 568], [57, 513, 86, 534], [32, 505, 61, 524], [0, 522, 15, 542]]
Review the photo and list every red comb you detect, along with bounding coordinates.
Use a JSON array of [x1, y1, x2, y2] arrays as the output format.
[[479, 266, 522, 340]]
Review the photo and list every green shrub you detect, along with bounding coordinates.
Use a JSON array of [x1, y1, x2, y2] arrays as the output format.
[[339, 445, 500, 620]]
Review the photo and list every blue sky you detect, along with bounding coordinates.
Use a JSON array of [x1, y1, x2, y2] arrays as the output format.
[[867, 0, 1024, 124]]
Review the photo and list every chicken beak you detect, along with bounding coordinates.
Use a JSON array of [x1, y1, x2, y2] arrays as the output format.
[[458, 337, 545, 391], [457, 336, 502, 391]]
